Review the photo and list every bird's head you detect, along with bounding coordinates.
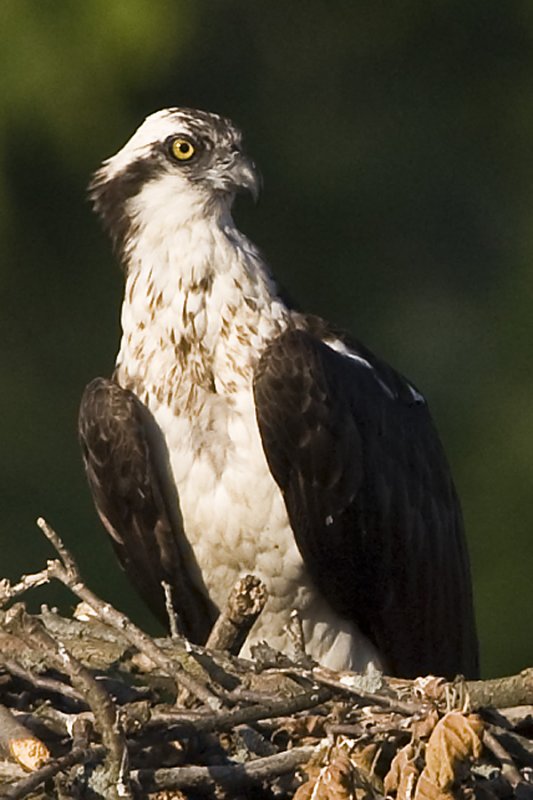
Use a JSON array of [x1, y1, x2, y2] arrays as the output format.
[[89, 107, 260, 258]]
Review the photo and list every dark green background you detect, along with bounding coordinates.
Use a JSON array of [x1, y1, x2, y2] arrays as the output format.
[[2, 1, 532, 678]]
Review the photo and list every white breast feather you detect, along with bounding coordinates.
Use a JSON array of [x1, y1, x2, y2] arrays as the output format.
[[115, 185, 383, 671]]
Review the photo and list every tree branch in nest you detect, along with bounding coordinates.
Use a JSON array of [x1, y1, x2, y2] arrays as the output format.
[[130, 744, 316, 795], [205, 573, 266, 654]]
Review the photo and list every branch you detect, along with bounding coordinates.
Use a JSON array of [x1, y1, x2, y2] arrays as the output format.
[[1, 657, 85, 706], [130, 745, 316, 795], [483, 728, 524, 789], [467, 669, 533, 710], [0, 569, 51, 609], [205, 574, 266, 655], [151, 686, 331, 733], [162, 580, 181, 639]]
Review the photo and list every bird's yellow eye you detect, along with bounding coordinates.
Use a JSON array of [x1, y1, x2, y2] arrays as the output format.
[[170, 137, 196, 161]]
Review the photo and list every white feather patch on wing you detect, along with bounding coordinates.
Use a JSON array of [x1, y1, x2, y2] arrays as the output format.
[[325, 338, 397, 400]]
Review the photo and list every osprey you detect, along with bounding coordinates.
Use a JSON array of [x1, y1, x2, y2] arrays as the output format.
[[79, 107, 479, 679]]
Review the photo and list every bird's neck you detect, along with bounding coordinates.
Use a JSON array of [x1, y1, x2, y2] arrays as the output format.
[[115, 208, 289, 406]]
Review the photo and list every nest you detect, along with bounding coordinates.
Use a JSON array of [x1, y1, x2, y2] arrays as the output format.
[[0, 518, 532, 799]]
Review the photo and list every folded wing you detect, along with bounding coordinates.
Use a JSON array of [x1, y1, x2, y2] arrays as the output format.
[[253, 327, 479, 679], [78, 377, 216, 642]]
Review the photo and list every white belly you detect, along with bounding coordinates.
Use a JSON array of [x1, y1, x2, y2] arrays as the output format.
[[148, 385, 382, 671]]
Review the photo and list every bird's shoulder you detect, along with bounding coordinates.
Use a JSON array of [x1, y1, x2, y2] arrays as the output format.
[[258, 311, 428, 412]]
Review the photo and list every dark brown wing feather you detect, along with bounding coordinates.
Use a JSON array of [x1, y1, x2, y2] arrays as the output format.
[[78, 377, 216, 642], [253, 327, 479, 679]]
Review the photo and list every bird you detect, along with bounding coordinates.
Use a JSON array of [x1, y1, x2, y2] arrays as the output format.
[[79, 107, 479, 680]]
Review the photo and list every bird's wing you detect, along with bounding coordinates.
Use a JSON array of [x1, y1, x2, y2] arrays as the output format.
[[78, 377, 216, 642], [253, 327, 479, 679]]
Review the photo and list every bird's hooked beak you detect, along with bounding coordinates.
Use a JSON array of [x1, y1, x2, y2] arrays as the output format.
[[224, 153, 262, 203]]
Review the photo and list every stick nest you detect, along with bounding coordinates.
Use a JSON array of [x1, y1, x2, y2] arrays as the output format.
[[0, 519, 532, 799]]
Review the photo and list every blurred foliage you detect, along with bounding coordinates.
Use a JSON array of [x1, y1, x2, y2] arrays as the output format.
[[1, 0, 532, 677]]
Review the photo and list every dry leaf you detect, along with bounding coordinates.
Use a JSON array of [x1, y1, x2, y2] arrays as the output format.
[[414, 676, 448, 705], [411, 708, 440, 741], [9, 736, 50, 771], [277, 714, 327, 741], [349, 742, 384, 794], [294, 748, 356, 800], [350, 743, 378, 773], [384, 742, 420, 799], [294, 760, 321, 798], [414, 712, 483, 799], [414, 772, 455, 800]]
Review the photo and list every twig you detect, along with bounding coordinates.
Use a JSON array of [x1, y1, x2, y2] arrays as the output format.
[[497, 706, 533, 728], [205, 574, 267, 655], [1, 658, 85, 705], [37, 517, 223, 710], [0, 569, 52, 609], [484, 728, 525, 789], [162, 581, 181, 640], [312, 666, 420, 715], [151, 686, 331, 733], [36, 518, 77, 575], [287, 609, 307, 660], [485, 723, 533, 763], [130, 744, 315, 794], [17, 708, 85, 739]]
